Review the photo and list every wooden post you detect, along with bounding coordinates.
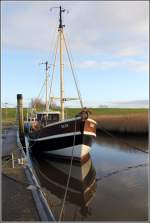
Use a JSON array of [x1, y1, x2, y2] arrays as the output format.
[[17, 94, 25, 147]]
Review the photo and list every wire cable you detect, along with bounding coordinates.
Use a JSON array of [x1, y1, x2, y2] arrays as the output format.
[[98, 126, 148, 154], [48, 33, 59, 109], [58, 118, 77, 221], [62, 32, 83, 108], [96, 163, 148, 182]]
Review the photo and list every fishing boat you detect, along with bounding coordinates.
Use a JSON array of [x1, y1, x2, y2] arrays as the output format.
[[27, 6, 96, 161]]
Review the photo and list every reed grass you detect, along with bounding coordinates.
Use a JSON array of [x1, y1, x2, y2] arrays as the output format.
[[1, 108, 148, 134], [93, 113, 148, 134]]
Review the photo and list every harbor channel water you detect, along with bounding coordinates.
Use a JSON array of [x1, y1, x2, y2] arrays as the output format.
[[32, 132, 148, 221]]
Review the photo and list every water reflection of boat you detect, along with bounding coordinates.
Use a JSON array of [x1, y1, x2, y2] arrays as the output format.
[[32, 155, 96, 215]]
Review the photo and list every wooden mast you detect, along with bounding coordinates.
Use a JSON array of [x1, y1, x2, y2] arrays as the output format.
[[59, 6, 65, 120], [49, 6, 83, 117]]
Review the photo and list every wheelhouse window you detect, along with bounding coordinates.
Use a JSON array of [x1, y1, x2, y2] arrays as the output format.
[[48, 114, 59, 121], [36, 113, 60, 123], [37, 114, 43, 121]]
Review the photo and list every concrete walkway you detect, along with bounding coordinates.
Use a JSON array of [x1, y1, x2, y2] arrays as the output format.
[[2, 127, 40, 221], [2, 126, 18, 157]]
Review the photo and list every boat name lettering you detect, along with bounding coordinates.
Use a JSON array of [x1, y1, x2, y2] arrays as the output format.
[[61, 124, 69, 128]]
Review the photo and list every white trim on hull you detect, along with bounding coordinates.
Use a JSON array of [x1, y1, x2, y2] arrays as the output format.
[[87, 118, 96, 124], [41, 117, 96, 128], [43, 144, 90, 159], [84, 131, 96, 137], [28, 131, 96, 142], [43, 117, 81, 128], [28, 131, 81, 141]]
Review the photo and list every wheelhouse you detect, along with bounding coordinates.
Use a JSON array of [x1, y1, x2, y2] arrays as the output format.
[[36, 111, 60, 125]]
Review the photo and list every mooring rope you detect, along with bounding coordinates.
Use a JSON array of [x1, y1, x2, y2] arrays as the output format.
[[98, 126, 148, 154], [96, 163, 148, 182], [58, 118, 77, 221]]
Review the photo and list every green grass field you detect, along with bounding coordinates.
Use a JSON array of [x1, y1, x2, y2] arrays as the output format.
[[2, 107, 148, 122], [1, 107, 148, 134], [65, 108, 148, 118]]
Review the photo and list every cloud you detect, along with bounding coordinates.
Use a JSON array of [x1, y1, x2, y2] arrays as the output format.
[[115, 47, 143, 57], [78, 58, 149, 73], [108, 100, 149, 108], [121, 59, 149, 73], [79, 60, 98, 68], [1, 1, 149, 56]]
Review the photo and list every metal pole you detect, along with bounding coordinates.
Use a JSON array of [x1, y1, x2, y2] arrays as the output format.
[[45, 61, 49, 113], [12, 153, 15, 168], [40, 61, 49, 113], [5, 102, 8, 122], [4, 102, 8, 136], [16, 106, 18, 125]]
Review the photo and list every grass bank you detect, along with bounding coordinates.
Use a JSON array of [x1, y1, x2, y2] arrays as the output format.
[[2, 108, 148, 134], [65, 108, 148, 117], [65, 108, 148, 135]]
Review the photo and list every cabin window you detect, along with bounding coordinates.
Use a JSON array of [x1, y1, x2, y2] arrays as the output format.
[[48, 114, 59, 121], [36, 113, 60, 122], [37, 114, 43, 121], [52, 114, 59, 121], [48, 114, 52, 120]]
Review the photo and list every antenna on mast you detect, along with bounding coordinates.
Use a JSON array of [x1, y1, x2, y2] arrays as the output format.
[[50, 6, 69, 30], [39, 61, 50, 71]]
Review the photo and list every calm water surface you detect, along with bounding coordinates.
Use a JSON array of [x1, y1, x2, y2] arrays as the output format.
[[32, 133, 148, 221]]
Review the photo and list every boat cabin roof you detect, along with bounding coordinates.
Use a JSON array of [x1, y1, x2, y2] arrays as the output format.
[[36, 111, 60, 115]]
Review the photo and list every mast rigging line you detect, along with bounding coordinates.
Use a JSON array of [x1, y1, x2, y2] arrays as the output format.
[[33, 17, 58, 111], [48, 32, 59, 109], [62, 32, 84, 108], [49, 16, 59, 65], [63, 29, 79, 83], [33, 79, 47, 110]]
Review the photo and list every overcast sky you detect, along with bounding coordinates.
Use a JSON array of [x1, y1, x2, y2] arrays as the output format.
[[1, 1, 149, 108]]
